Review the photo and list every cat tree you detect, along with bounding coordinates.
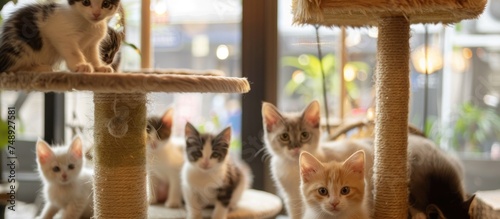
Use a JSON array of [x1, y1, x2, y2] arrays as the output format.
[[291, 0, 485, 218], [0, 70, 251, 218]]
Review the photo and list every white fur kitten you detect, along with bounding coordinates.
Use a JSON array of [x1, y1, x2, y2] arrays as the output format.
[[181, 123, 249, 219], [36, 136, 93, 219], [146, 108, 184, 208], [0, 0, 120, 73], [262, 100, 374, 219], [300, 150, 369, 219]]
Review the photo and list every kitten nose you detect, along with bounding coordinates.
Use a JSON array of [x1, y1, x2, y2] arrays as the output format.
[[331, 201, 340, 208], [93, 12, 101, 18], [62, 173, 67, 179]]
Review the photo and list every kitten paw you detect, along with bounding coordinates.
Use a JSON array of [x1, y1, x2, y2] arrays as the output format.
[[165, 200, 182, 208], [94, 65, 114, 73], [74, 63, 94, 73]]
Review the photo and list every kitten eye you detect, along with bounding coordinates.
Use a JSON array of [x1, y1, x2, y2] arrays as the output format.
[[102, 0, 112, 9], [52, 166, 60, 172], [192, 151, 202, 158], [211, 153, 220, 159], [301, 132, 310, 140], [279, 133, 290, 142], [82, 0, 91, 6], [68, 164, 75, 170], [340, 186, 350, 195], [318, 187, 328, 196]]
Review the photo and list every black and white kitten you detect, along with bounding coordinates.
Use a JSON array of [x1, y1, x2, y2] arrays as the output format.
[[181, 123, 250, 219], [0, 0, 120, 73]]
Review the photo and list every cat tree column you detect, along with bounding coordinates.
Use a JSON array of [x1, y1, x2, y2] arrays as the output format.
[[292, 0, 485, 217], [0, 71, 250, 218]]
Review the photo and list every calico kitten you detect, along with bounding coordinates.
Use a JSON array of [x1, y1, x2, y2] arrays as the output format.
[[262, 100, 374, 219], [100, 27, 123, 71], [300, 150, 369, 219], [100, 4, 125, 71], [0, 0, 120, 73], [181, 123, 249, 219], [36, 136, 94, 219], [146, 108, 184, 208], [408, 134, 475, 219]]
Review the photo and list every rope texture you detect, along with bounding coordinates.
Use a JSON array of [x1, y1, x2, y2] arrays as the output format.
[[292, 0, 486, 26], [93, 93, 147, 218], [373, 16, 410, 219], [0, 70, 250, 93]]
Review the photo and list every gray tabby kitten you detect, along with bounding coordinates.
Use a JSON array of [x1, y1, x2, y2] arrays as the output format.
[[181, 123, 249, 219], [0, 0, 120, 73], [408, 134, 475, 219], [262, 100, 322, 219]]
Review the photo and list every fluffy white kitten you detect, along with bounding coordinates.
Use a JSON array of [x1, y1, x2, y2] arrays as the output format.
[[36, 136, 93, 219], [0, 0, 120, 73]]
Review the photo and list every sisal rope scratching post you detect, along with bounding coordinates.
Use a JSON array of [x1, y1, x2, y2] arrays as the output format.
[[94, 93, 147, 218], [0, 70, 250, 218], [291, 0, 486, 218], [373, 17, 410, 218]]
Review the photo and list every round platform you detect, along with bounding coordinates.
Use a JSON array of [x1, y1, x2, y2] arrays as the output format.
[[148, 189, 283, 219]]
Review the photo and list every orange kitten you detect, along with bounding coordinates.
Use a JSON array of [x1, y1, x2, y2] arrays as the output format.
[[299, 150, 369, 219]]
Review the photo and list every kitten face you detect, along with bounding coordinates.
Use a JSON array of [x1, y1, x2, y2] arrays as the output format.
[[68, 0, 120, 23], [185, 122, 231, 171], [146, 108, 173, 150], [101, 27, 123, 65], [300, 150, 365, 217], [262, 100, 320, 161], [36, 136, 84, 185]]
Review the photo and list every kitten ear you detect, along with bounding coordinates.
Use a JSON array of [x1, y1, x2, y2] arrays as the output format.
[[343, 150, 365, 175], [302, 100, 320, 128], [463, 194, 476, 211], [299, 151, 323, 183], [36, 138, 54, 164], [158, 108, 173, 139], [262, 102, 283, 132], [69, 136, 83, 159], [185, 122, 199, 138], [215, 126, 232, 147], [426, 204, 446, 219]]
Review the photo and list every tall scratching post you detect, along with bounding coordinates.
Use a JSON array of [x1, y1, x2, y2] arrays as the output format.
[[94, 93, 147, 218], [374, 17, 410, 218], [292, 0, 486, 217]]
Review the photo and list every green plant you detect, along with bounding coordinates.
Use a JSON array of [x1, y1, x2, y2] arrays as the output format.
[[445, 102, 500, 152], [281, 53, 370, 105]]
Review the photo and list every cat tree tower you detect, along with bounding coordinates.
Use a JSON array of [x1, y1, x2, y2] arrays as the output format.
[[0, 70, 251, 218], [291, 0, 485, 218]]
